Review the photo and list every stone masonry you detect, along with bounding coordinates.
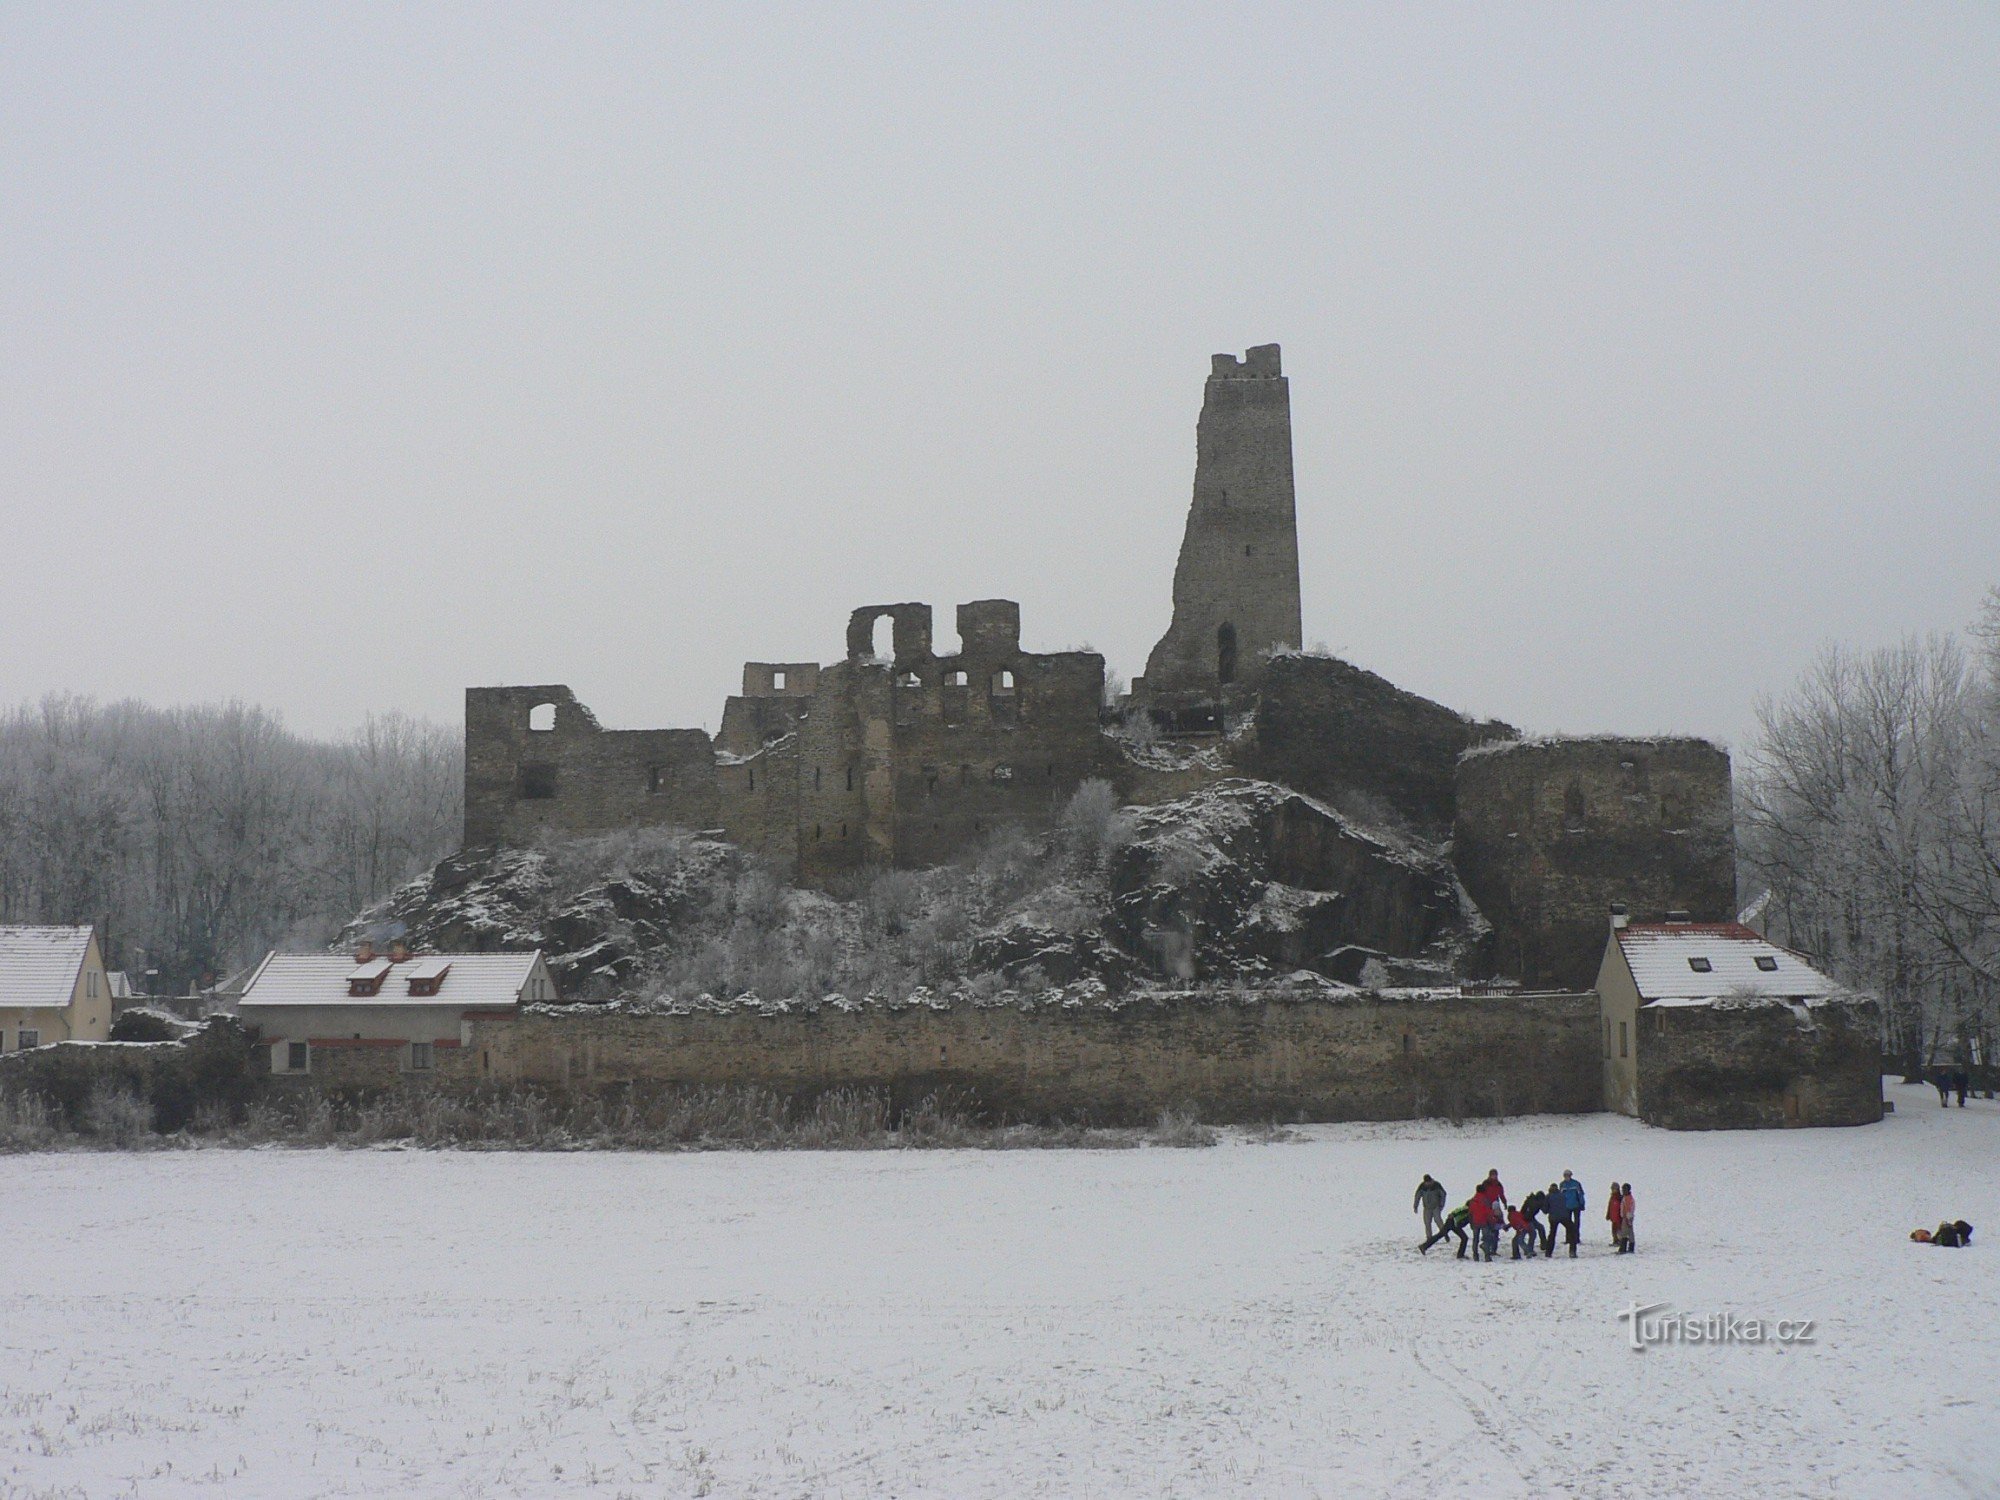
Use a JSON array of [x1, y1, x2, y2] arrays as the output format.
[[455, 989, 1602, 1125], [1137, 345, 1302, 703]]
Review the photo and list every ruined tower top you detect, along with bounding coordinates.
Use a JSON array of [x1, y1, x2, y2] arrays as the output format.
[[1139, 343, 1302, 702]]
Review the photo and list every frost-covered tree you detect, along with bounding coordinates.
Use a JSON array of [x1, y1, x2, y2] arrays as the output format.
[[0, 697, 461, 990], [1740, 605, 2000, 1077]]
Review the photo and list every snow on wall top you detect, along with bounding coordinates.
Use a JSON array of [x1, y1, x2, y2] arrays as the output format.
[[240, 952, 544, 1008], [1458, 732, 1720, 763], [0, 925, 91, 1010], [1615, 922, 1840, 1002]]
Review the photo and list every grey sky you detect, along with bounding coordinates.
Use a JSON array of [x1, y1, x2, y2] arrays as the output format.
[[4, 4, 1995, 749]]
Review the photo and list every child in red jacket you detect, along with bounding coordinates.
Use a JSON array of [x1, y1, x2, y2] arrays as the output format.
[[1507, 1204, 1537, 1260]]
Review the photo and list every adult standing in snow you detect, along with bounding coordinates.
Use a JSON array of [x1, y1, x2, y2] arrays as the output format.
[[1413, 1174, 1447, 1246], [1548, 1171, 1585, 1258], [1522, 1185, 1553, 1255], [1468, 1187, 1499, 1262], [1617, 1185, 1636, 1253], [1954, 1069, 1971, 1107], [1934, 1070, 1953, 1106]]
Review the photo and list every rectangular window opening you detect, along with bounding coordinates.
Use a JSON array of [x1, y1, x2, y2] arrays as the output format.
[[1754, 955, 1779, 972], [287, 1041, 308, 1072], [1618, 1021, 1629, 1059], [410, 1042, 435, 1071], [1687, 956, 1713, 973]]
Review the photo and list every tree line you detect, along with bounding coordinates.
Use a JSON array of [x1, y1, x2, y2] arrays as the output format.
[[1740, 588, 2000, 1075], [0, 697, 460, 993]]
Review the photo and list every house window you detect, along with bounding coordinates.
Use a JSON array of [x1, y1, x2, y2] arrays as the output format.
[[16, 1029, 39, 1051], [1618, 1021, 1628, 1059], [287, 1041, 308, 1072], [1603, 1018, 1611, 1057], [772, 670, 787, 691], [87, 970, 99, 1000], [410, 1042, 435, 1071], [1687, 957, 1713, 973], [1754, 955, 1779, 972]]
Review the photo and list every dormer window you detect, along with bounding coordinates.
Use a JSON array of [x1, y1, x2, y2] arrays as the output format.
[[1754, 955, 1779, 972], [346, 957, 392, 996], [404, 958, 451, 997], [1687, 957, 1713, 974]]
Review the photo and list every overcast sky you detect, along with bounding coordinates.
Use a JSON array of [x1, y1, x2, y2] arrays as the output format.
[[4, 4, 1995, 749]]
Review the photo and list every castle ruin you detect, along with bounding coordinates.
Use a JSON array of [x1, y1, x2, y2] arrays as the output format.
[[464, 344, 1739, 992]]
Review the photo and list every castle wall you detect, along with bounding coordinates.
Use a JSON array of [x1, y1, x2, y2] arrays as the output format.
[[464, 604, 1109, 884], [1141, 345, 1302, 700], [1635, 996, 1882, 1129], [1454, 738, 1737, 991], [1239, 654, 1516, 837], [459, 988, 1601, 1125], [463, 686, 719, 850]]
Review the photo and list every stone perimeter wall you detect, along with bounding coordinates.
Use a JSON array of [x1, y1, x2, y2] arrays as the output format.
[[1638, 997, 1883, 1130], [434, 989, 1601, 1125]]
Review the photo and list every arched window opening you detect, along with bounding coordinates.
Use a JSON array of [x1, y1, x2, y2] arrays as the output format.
[[871, 614, 895, 662], [528, 702, 556, 732], [1216, 623, 1238, 685]]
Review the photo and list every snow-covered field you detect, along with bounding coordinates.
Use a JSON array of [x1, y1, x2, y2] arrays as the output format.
[[1, 1085, 1993, 1499]]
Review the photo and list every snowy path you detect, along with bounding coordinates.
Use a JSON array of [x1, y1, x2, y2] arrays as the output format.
[[0, 1086, 1994, 1498]]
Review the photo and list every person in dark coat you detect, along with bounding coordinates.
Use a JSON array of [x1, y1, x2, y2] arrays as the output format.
[[1954, 1070, 1971, 1107], [1549, 1171, 1585, 1258], [1420, 1201, 1473, 1257], [1413, 1174, 1448, 1246], [1935, 1070, 1953, 1106], [1521, 1186, 1551, 1254], [1932, 1219, 1975, 1247]]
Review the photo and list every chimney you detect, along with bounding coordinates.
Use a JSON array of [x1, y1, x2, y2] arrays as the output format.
[[354, 939, 376, 964], [388, 938, 411, 963], [1608, 903, 1629, 932], [1664, 909, 1692, 924]]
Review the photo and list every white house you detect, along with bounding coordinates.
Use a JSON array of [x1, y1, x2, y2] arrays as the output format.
[[238, 941, 557, 1080], [1595, 915, 1878, 1128], [0, 924, 115, 1050]]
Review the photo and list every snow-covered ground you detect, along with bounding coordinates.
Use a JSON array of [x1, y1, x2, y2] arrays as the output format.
[[1, 1085, 1994, 1499]]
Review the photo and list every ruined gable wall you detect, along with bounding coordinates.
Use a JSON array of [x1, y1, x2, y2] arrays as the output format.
[[1455, 738, 1737, 990], [462, 988, 1601, 1124], [463, 686, 718, 850]]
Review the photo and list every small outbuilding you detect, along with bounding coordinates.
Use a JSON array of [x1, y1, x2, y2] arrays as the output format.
[[239, 941, 557, 1084], [0, 924, 115, 1050], [1596, 916, 1881, 1129]]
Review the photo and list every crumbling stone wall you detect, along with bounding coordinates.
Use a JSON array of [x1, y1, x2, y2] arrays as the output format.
[[1455, 739, 1736, 990], [1139, 345, 1302, 702], [1239, 654, 1516, 837], [464, 602, 1108, 883], [464, 685, 718, 849], [0, 1019, 261, 1132], [459, 988, 1600, 1125], [1636, 996, 1882, 1129]]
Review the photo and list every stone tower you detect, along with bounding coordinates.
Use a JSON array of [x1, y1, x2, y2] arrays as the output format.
[[1141, 344, 1302, 700]]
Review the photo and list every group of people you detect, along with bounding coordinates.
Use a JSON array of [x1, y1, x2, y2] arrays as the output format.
[[1931, 1070, 1975, 1107], [1413, 1169, 1637, 1259], [1912, 1219, 1975, 1247]]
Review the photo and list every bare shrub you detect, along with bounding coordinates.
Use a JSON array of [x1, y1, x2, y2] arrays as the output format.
[[81, 1083, 154, 1147], [0, 1089, 57, 1153], [1148, 1105, 1218, 1148]]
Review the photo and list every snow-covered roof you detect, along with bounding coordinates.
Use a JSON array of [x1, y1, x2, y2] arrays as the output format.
[[0, 925, 92, 1010], [239, 952, 544, 1008], [1615, 922, 1840, 1002]]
